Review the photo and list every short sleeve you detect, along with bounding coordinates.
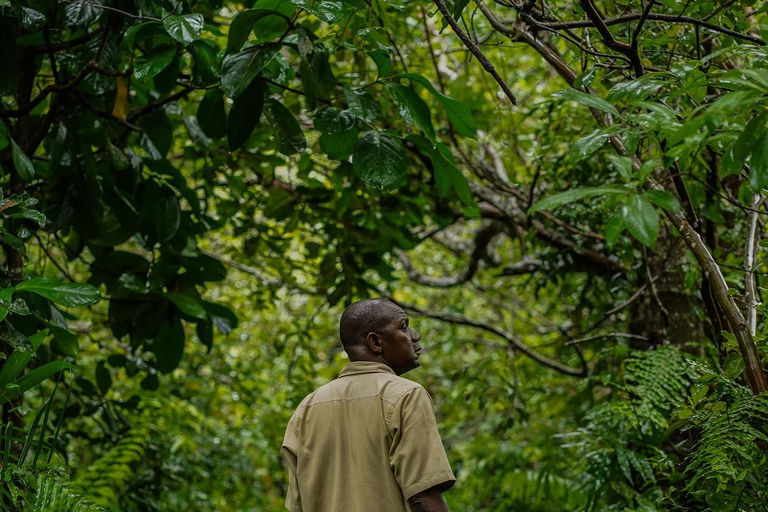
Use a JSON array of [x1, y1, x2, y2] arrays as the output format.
[[282, 418, 303, 512], [388, 386, 456, 500]]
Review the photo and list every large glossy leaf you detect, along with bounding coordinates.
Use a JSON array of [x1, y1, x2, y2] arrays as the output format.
[[0, 361, 71, 405], [644, 190, 681, 211], [162, 14, 204, 46], [528, 185, 632, 215], [228, 79, 265, 151], [389, 84, 436, 140], [408, 135, 472, 204], [227, 9, 287, 54], [153, 322, 185, 374], [395, 73, 477, 138], [622, 195, 659, 248], [353, 131, 407, 187], [165, 292, 207, 320], [570, 125, 624, 160], [16, 278, 100, 307], [11, 139, 34, 182], [314, 107, 357, 134], [133, 45, 176, 81], [265, 99, 306, 155], [291, 0, 354, 23], [552, 88, 620, 117], [750, 128, 768, 191], [190, 41, 220, 83], [320, 129, 357, 160], [221, 44, 280, 98], [606, 74, 667, 102], [197, 89, 227, 139], [343, 85, 380, 123], [156, 193, 181, 243], [0, 330, 48, 392]]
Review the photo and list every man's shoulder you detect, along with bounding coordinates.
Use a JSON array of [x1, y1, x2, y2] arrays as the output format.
[[376, 374, 424, 404], [297, 371, 424, 408]]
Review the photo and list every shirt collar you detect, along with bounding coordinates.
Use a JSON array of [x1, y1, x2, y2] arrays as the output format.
[[338, 361, 396, 378]]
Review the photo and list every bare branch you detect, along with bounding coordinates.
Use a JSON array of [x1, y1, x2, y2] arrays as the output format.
[[744, 193, 765, 337], [390, 297, 588, 377], [432, 0, 517, 105]]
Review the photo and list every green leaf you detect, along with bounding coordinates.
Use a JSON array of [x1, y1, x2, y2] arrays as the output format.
[[165, 292, 207, 320], [203, 301, 238, 334], [573, 67, 597, 89], [0, 330, 48, 392], [395, 73, 477, 138], [0, 361, 71, 405], [724, 352, 746, 379], [265, 98, 306, 155], [552, 88, 620, 116], [153, 322, 185, 374], [156, 193, 181, 243], [606, 74, 666, 102], [367, 49, 391, 78], [228, 79, 265, 150], [221, 44, 280, 99], [5, 207, 47, 227], [606, 154, 633, 182], [749, 127, 768, 191], [433, 149, 472, 205], [314, 107, 357, 134], [320, 129, 357, 160], [227, 9, 287, 54], [134, 45, 176, 81], [389, 84, 436, 140], [10, 139, 34, 182], [605, 211, 625, 248], [16, 278, 100, 307], [570, 125, 624, 160], [190, 41, 220, 83], [197, 88, 227, 139], [162, 14, 204, 46], [291, 0, 354, 23], [0, 129, 8, 151], [343, 85, 381, 123], [353, 131, 407, 187], [528, 185, 631, 215], [263, 187, 294, 219], [622, 195, 659, 248], [408, 136, 473, 205], [644, 190, 680, 211]]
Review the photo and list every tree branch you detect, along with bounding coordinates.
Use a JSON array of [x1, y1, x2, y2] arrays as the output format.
[[391, 297, 588, 377], [432, 0, 517, 105]]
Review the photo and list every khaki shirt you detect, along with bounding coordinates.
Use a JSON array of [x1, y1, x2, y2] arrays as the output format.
[[282, 361, 455, 511]]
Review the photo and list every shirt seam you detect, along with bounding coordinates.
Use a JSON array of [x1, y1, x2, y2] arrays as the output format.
[[384, 386, 420, 436]]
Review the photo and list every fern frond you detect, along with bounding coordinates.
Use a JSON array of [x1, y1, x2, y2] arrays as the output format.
[[684, 383, 768, 510], [33, 470, 115, 512]]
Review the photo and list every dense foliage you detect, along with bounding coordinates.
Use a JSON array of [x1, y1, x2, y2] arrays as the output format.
[[1, 0, 768, 510]]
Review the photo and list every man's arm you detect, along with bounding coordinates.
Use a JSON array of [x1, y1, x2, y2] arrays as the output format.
[[408, 486, 450, 512]]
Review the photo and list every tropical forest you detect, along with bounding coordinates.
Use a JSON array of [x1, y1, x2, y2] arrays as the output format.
[[0, 0, 767, 509]]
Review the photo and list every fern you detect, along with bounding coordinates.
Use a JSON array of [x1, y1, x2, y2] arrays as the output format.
[[623, 346, 693, 431], [683, 375, 768, 510], [32, 470, 115, 512], [72, 398, 159, 507], [560, 346, 694, 511]]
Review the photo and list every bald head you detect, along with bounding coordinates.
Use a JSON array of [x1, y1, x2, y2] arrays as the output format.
[[340, 298, 401, 350]]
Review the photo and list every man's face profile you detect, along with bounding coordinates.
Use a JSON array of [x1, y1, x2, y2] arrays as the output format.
[[371, 302, 422, 375]]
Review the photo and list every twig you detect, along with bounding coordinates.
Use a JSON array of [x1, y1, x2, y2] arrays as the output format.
[[432, 0, 517, 105]]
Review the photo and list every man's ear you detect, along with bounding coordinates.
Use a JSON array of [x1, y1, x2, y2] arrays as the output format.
[[366, 332, 383, 354]]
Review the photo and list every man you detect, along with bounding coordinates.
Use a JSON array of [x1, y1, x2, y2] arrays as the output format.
[[282, 298, 455, 512]]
